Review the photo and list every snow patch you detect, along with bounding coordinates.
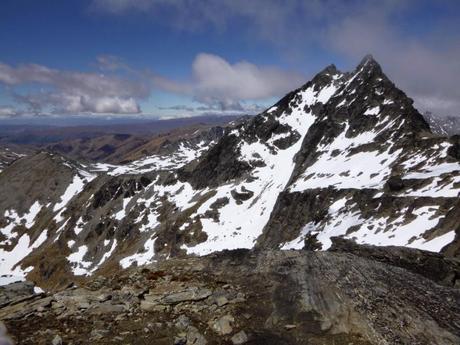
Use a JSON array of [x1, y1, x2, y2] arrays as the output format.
[[120, 237, 156, 268], [364, 106, 380, 115]]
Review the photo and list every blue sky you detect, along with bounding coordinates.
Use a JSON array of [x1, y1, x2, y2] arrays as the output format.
[[1, 0, 459, 120]]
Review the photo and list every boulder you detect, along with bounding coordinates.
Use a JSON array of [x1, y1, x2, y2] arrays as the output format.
[[210, 315, 234, 335], [231, 330, 248, 344], [161, 288, 212, 305]]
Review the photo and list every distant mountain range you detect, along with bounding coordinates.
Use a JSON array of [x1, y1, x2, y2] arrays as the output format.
[[0, 114, 245, 165], [0, 115, 243, 145]]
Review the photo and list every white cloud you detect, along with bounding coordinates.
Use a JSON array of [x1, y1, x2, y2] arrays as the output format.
[[0, 54, 302, 116], [153, 53, 304, 110], [0, 105, 18, 117], [57, 95, 141, 114], [0, 61, 148, 114]]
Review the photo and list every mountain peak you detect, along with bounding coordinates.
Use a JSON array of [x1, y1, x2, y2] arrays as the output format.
[[360, 53, 375, 63], [318, 63, 340, 76], [305, 63, 344, 91], [356, 54, 382, 75]]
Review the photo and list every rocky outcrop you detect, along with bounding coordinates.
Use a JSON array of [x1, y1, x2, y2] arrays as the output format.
[[329, 237, 460, 287], [0, 146, 33, 174], [0, 152, 77, 214], [179, 134, 252, 189], [1, 244, 460, 344], [0, 282, 35, 306]]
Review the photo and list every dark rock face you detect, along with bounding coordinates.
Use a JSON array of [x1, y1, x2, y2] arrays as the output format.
[[0, 152, 76, 214], [385, 176, 405, 191], [447, 136, 460, 160], [231, 187, 254, 205], [0, 281, 35, 306], [257, 188, 341, 248], [329, 237, 460, 288], [92, 176, 152, 209], [0, 146, 34, 173], [2, 246, 460, 344], [179, 134, 252, 189]]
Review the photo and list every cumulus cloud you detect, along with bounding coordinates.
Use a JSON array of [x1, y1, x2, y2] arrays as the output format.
[[0, 105, 19, 117], [0, 60, 148, 114], [0, 53, 301, 116], [153, 53, 304, 110]]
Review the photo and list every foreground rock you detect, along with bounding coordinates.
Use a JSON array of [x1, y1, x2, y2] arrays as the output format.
[[1, 241, 459, 344], [329, 237, 460, 287], [0, 282, 35, 306]]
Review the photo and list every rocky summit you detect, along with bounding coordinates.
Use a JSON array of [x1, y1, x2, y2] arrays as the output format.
[[1, 55, 460, 344], [1, 239, 460, 344]]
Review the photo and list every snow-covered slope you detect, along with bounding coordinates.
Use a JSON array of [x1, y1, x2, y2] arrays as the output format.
[[1, 55, 459, 288]]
